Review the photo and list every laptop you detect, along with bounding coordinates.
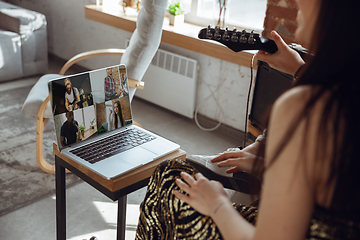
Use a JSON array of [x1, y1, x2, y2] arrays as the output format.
[[48, 64, 180, 179]]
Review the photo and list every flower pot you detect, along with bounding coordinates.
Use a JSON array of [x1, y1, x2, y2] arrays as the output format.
[[169, 14, 184, 27]]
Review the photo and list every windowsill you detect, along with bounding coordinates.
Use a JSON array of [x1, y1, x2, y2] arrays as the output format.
[[85, 5, 256, 68]]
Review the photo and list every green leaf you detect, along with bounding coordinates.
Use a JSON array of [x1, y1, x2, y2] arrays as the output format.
[[167, 1, 184, 15]]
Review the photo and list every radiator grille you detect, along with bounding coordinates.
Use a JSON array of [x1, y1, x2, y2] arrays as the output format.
[[128, 42, 197, 118], [151, 50, 196, 80]]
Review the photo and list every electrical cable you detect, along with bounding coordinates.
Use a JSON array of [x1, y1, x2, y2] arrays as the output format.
[[243, 54, 256, 148], [194, 54, 256, 140], [194, 62, 227, 131], [194, 86, 225, 131]]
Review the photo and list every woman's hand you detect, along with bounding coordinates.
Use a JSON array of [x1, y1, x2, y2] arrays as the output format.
[[211, 151, 259, 174], [174, 172, 229, 217], [256, 31, 305, 75], [211, 141, 263, 173]]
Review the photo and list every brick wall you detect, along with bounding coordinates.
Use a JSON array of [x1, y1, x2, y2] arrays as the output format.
[[262, 0, 299, 44]]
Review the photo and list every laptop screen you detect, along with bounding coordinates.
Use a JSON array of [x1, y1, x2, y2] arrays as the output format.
[[48, 64, 133, 149]]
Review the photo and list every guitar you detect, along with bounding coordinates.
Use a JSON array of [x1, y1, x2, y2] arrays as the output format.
[[66, 93, 93, 111], [198, 26, 278, 54]]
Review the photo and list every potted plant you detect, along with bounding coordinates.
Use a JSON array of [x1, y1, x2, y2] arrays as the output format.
[[90, 119, 96, 129], [78, 124, 85, 138], [167, 1, 184, 27]]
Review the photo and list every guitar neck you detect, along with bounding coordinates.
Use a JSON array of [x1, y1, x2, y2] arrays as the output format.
[[198, 26, 278, 54]]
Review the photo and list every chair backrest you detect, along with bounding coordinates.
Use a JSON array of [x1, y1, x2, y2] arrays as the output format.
[[120, 0, 168, 102]]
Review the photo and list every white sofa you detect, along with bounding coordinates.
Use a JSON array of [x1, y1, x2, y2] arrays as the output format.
[[0, 1, 48, 82]]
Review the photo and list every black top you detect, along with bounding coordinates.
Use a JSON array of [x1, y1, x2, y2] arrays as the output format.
[[60, 120, 78, 145], [306, 204, 360, 240]]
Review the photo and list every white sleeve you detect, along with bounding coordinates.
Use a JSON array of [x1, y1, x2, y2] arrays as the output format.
[[74, 87, 80, 97]]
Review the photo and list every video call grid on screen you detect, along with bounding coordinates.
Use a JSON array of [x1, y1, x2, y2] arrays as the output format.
[[48, 65, 133, 149]]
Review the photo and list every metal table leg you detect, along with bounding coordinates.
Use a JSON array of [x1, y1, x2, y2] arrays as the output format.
[[117, 195, 127, 240], [56, 156, 66, 240]]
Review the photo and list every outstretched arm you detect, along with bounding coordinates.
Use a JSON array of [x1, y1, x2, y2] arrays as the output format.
[[65, 99, 70, 111]]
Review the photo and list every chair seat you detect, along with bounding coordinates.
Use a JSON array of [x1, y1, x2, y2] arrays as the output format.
[[22, 74, 61, 119]]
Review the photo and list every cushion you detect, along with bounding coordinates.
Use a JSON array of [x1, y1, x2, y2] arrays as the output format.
[[0, 30, 23, 82], [0, 1, 48, 79], [21, 26, 48, 76], [22, 74, 61, 119], [0, 5, 46, 37], [0, 11, 20, 34]]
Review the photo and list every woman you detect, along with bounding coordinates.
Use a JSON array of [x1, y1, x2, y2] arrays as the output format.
[[108, 100, 124, 131], [136, 0, 360, 239]]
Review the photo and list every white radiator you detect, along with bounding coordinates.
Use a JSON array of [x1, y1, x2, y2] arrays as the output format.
[[134, 49, 198, 118]]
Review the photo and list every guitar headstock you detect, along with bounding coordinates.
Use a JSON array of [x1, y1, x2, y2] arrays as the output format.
[[198, 25, 278, 54]]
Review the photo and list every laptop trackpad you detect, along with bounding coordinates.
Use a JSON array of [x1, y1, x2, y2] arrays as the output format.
[[123, 147, 157, 165]]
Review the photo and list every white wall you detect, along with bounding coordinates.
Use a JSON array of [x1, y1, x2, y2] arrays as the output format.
[[8, 0, 254, 132]]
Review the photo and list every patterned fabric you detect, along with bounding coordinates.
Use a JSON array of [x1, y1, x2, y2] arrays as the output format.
[[135, 159, 257, 240], [104, 75, 116, 100], [306, 205, 360, 240], [135, 159, 360, 240]]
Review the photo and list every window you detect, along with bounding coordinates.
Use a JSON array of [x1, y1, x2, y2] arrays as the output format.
[[177, 0, 267, 31]]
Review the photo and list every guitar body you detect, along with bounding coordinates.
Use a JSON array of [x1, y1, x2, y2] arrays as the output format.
[[65, 93, 93, 112], [198, 26, 278, 53]]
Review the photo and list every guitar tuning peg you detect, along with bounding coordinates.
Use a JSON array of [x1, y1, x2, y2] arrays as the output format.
[[248, 30, 255, 44], [240, 30, 247, 43], [222, 26, 230, 41], [231, 27, 238, 42], [214, 26, 221, 40], [206, 25, 213, 39]]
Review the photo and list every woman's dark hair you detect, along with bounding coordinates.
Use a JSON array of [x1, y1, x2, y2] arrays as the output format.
[[114, 100, 124, 129], [253, 1, 360, 212]]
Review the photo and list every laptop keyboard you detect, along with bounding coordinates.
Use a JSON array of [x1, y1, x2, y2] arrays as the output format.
[[70, 128, 156, 164]]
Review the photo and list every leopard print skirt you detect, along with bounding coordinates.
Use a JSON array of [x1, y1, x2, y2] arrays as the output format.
[[135, 159, 258, 240]]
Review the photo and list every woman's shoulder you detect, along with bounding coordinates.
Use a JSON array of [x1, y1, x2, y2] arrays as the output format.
[[269, 85, 334, 146], [277, 85, 313, 104], [273, 85, 330, 116]]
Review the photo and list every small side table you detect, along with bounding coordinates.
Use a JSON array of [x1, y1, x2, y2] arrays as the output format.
[[53, 143, 186, 240]]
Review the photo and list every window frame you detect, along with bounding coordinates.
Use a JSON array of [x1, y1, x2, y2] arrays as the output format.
[[183, 0, 266, 33]]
